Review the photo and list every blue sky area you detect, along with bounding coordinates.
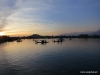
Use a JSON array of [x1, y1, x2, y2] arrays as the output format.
[[0, 0, 100, 36]]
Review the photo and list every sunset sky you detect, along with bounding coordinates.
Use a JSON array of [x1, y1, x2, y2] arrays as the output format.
[[0, 0, 100, 36]]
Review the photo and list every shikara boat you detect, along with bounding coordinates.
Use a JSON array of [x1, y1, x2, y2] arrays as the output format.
[[35, 40, 49, 44], [17, 39, 22, 42]]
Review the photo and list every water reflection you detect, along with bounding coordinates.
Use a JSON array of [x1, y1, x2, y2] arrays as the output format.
[[0, 39, 100, 75]]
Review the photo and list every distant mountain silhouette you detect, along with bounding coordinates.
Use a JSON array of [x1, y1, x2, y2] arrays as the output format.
[[30, 34, 41, 37], [92, 29, 100, 35], [61, 29, 100, 36]]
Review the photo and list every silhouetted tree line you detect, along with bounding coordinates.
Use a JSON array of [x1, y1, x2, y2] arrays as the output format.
[[0, 34, 100, 44], [0, 35, 20, 44], [26, 34, 100, 39]]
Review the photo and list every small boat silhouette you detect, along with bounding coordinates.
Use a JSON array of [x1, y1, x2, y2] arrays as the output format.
[[53, 38, 64, 42], [17, 39, 22, 42], [35, 40, 49, 44], [53, 40, 60, 42]]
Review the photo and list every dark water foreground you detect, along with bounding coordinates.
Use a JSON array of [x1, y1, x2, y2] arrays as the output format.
[[0, 39, 100, 75]]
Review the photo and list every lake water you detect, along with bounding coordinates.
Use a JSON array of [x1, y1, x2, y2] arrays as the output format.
[[0, 39, 100, 75]]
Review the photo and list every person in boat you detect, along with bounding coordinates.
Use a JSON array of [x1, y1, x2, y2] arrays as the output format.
[[41, 40, 48, 43], [35, 40, 48, 43], [53, 38, 64, 42]]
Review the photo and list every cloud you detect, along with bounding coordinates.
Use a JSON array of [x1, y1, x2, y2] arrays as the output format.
[[0, 0, 17, 31], [4, 0, 55, 30], [1, 0, 99, 36]]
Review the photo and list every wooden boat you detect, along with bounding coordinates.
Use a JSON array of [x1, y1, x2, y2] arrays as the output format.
[[53, 38, 64, 42], [35, 40, 49, 43], [17, 39, 22, 42], [53, 40, 60, 42]]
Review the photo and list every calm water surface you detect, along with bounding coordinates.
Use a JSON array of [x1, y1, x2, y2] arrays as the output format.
[[0, 39, 100, 75]]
